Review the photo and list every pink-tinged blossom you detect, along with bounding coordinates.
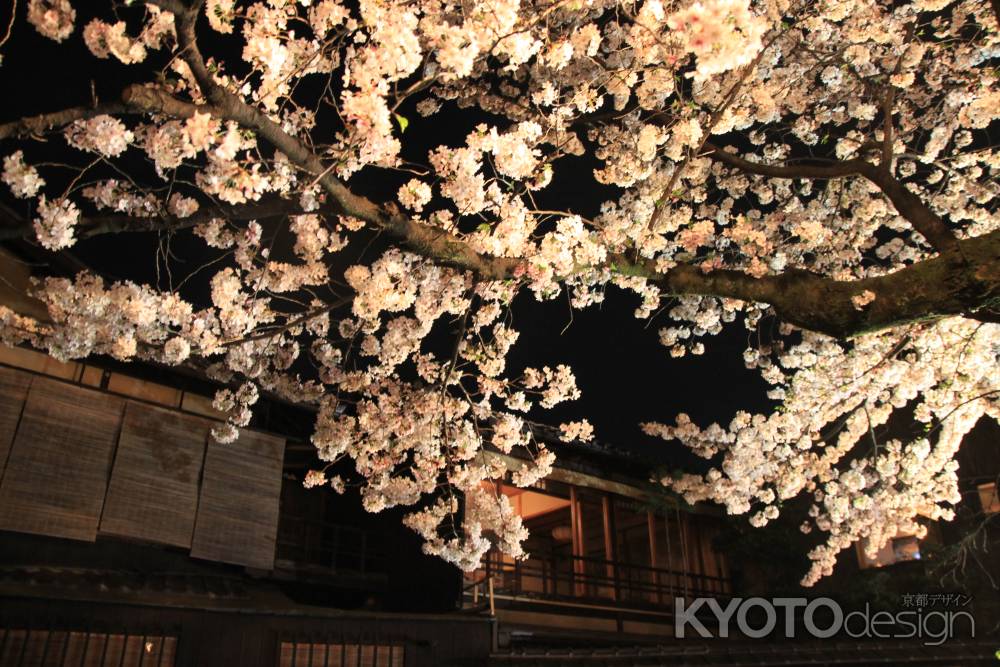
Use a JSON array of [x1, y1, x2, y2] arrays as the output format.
[[82, 180, 158, 217], [851, 290, 876, 311], [4, 0, 999, 582], [397, 179, 432, 212], [2, 151, 44, 199], [33, 196, 80, 250], [27, 0, 75, 42], [309, 0, 350, 36], [666, 0, 767, 80], [185, 112, 219, 152], [65, 115, 133, 157], [82, 20, 147, 63], [559, 420, 594, 442], [206, 0, 237, 34], [163, 337, 192, 364], [329, 476, 346, 494], [303, 469, 327, 488], [510, 446, 556, 487], [168, 193, 200, 218]]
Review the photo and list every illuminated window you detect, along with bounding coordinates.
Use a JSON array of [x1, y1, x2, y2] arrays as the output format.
[[278, 641, 403, 667], [0, 629, 176, 666], [977, 482, 1000, 515], [857, 533, 922, 569], [892, 535, 921, 562]]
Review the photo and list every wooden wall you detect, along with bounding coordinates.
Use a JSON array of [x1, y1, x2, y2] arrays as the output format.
[[1, 597, 494, 667], [0, 366, 286, 570]]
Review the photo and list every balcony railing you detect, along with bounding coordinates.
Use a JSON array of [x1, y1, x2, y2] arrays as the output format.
[[469, 549, 729, 611], [275, 515, 391, 577]]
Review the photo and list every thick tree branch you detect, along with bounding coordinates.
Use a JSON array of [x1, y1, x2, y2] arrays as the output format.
[[72, 88, 1000, 338], [3, 1, 992, 342], [705, 143, 960, 253], [705, 143, 869, 179], [635, 230, 999, 338], [858, 165, 960, 253], [0, 103, 128, 141], [0, 189, 343, 241]]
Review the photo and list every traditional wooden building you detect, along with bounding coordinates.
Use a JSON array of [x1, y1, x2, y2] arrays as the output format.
[[0, 344, 996, 665], [0, 343, 734, 665]]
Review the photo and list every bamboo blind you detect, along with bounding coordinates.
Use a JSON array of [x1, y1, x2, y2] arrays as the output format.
[[0, 377, 124, 541], [99, 402, 210, 548], [0, 366, 287, 569], [190, 428, 285, 569], [0, 366, 31, 481]]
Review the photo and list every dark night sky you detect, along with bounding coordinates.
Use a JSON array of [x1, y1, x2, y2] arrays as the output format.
[[0, 2, 773, 471]]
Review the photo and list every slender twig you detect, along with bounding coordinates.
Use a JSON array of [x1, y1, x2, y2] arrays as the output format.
[[0, 0, 16, 51]]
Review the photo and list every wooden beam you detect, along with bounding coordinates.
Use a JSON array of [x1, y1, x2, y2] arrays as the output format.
[[484, 451, 706, 513], [601, 495, 616, 601], [664, 511, 677, 596], [647, 511, 661, 604], [678, 507, 691, 602], [569, 486, 584, 597]]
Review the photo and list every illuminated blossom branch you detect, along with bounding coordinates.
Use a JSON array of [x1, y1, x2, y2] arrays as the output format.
[[0, 0, 997, 582]]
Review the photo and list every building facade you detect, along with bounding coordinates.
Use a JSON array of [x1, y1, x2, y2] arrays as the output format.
[[0, 345, 996, 665], [0, 345, 731, 665]]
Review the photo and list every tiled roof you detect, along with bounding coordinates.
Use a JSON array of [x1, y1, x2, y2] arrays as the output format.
[[0, 566, 249, 600], [489, 638, 999, 665]]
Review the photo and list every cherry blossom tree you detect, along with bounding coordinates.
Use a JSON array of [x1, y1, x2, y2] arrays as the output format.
[[0, 0, 997, 584]]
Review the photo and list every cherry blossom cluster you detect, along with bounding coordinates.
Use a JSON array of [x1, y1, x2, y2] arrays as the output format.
[[647, 318, 998, 585], [4, 0, 999, 578]]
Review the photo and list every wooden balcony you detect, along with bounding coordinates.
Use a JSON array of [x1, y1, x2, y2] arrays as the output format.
[[468, 549, 729, 611]]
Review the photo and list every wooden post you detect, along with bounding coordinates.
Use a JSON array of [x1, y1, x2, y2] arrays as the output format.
[[664, 510, 676, 596], [647, 511, 661, 604], [601, 495, 617, 601], [602, 495, 624, 632], [551, 553, 559, 596], [690, 517, 706, 595], [488, 576, 495, 616], [678, 507, 691, 602], [569, 486, 584, 596], [718, 534, 731, 594], [360, 531, 368, 574]]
